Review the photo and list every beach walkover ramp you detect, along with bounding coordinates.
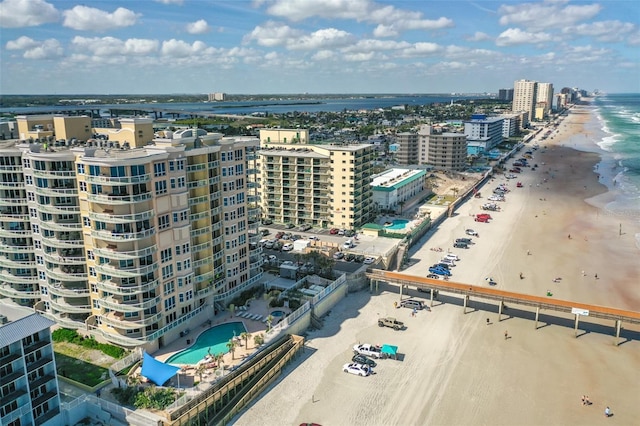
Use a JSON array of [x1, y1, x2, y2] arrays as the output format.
[[366, 269, 640, 345]]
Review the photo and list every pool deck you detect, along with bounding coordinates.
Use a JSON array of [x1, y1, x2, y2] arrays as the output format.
[[153, 298, 291, 370]]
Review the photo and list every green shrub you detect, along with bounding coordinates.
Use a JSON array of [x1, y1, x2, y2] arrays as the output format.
[[288, 299, 302, 310], [52, 328, 126, 359], [111, 386, 139, 406], [134, 386, 181, 410]]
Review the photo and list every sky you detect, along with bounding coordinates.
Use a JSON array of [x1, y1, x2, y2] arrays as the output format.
[[1, 0, 639, 95]]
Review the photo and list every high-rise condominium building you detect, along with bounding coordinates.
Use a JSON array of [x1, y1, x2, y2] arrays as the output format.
[[0, 116, 262, 349], [417, 125, 467, 170], [512, 79, 538, 123], [536, 82, 554, 118], [394, 132, 419, 165], [258, 129, 375, 230], [0, 300, 63, 426]]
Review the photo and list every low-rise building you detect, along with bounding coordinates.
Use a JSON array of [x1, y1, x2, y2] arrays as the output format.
[[464, 114, 504, 156], [371, 168, 428, 212], [418, 125, 467, 170]]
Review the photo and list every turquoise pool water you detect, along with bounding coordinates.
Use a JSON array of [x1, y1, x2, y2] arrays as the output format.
[[167, 322, 247, 365], [385, 219, 409, 230]]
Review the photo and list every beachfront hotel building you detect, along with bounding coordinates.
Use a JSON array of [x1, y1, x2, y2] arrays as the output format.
[[394, 132, 420, 165], [536, 83, 554, 117], [464, 114, 504, 156], [0, 115, 263, 349], [370, 168, 428, 212], [512, 79, 537, 124], [0, 300, 63, 426], [417, 125, 467, 170], [258, 129, 375, 230]]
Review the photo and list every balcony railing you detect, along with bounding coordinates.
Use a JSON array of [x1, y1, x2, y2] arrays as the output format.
[[48, 298, 91, 314], [99, 295, 161, 313], [100, 312, 162, 330], [47, 284, 90, 298], [89, 209, 155, 224], [90, 228, 155, 242], [42, 252, 85, 265], [95, 279, 159, 295], [38, 204, 80, 214], [87, 192, 152, 205], [46, 267, 86, 282], [0, 270, 37, 284], [84, 174, 151, 184], [94, 262, 158, 278], [0, 284, 40, 298], [38, 221, 82, 232], [0, 256, 35, 269], [92, 245, 157, 261]]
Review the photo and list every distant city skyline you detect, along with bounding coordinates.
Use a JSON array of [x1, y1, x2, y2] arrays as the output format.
[[1, 0, 639, 95]]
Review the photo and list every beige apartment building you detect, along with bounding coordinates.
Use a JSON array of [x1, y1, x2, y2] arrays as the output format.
[[394, 132, 419, 165], [418, 125, 467, 170], [536, 82, 554, 118], [0, 116, 262, 349], [258, 129, 375, 230], [512, 79, 537, 123]]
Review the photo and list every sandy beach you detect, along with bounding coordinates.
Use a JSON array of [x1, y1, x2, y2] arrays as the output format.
[[233, 106, 640, 426]]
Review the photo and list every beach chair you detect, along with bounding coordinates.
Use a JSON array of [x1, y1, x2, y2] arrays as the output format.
[[254, 315, 262, 322], [240, 312, 249, 318]]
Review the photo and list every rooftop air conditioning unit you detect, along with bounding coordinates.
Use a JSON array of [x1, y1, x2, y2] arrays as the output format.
[[0, 314, 8, 324]]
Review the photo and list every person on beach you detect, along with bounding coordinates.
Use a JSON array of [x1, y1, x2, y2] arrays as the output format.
[[486, 318, 490, 325], [504, 330, 508, 340], [595, 273, 598, 279], [604, 406, 611, 417]]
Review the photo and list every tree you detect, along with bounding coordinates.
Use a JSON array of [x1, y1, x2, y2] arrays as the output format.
[[450, 187, 459, 198], [226, 339, 237, 360], [240, 331, 250, 349], [195, 363, 206, 383], [253, 333, 265, 347], [266, 315, 274, 332]]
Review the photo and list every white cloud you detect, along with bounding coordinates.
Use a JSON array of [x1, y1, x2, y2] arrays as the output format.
[[289, 28, 354, 50], [0, 0, 60, 28], [498, 0, 601, 30], [243, 21, 303, 47], [467, 32, 492, 42], [399, 42, 442, 57], [343, 52, 376, 62], [312, 50, 335, 61], [72, 36, 158, 57], [266, 0, 453, 35], [5, 36, 63, 59], [62, 6, 140, 31], [496, 28, 555, 46], [161, 39, 216, 58], [186, 19, 210, 34], [565, 20, 637, 43], [343, 39, 410, 53]]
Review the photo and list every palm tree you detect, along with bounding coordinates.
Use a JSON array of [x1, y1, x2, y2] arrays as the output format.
[[240, 331, 250, 349], [226, 339, 237, 360], [266, 315, 274, 332], [451, 187, 459, 198], [214, 352, 224, 372], [195, 363, 206, 383], [253, 333, 265, 347]]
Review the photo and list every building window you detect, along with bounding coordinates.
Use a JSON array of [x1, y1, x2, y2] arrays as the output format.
[[158, 214, 170, 230], [155, 180, 167, 195], [83, 217, 91, 227], [154, 162, 166, 177]]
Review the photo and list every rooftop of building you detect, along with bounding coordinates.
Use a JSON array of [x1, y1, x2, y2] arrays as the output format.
[[0, 299, 55, 347], [371, 168, 426, 190]]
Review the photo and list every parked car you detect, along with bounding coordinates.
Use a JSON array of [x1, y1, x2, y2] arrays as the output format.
[[352, 354, 377, 367], [465, 229, 478, 236], [444, 253, 459, 261], [353, 343, 383, 359], [429, 266, 451, 276], [261, 219, 273, 225], [363, 256, 376, 264], [333, 252, 344, 260], [338, 229, 346, 236], [282, 243, 294, 251], [378, 317, 405, 330], [344, 230, 356, 237], [426, 273, 440, 279], [475, 216, 490, 223], [400, 299, 425, 310], [440, 258, 455, 266], [453, 241, 469, 249], [264, 241, 275, 249], [342, 362, 371, 377], [343, 240, 354, 249], [299, 224, 312, 231], [456, 238, 472, 244], [329, 228, 339, 234], [275, 231, 284, 239], [285, 223, 295, 229], [260, 229, 270, 236], [308, 235, 320, 241], [267, 255, 277, 262], [345, 253, 356, 262]]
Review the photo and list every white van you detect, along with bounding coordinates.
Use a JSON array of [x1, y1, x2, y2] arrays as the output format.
[[343, 240, 354, 249]]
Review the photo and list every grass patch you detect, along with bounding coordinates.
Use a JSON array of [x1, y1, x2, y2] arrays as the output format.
[[55, 352, 109, 387]]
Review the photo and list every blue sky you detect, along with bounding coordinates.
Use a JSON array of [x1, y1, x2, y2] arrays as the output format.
[[1, 0, 638, 94]]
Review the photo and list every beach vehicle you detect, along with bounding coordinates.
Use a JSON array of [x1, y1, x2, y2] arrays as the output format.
[[433, 263, 450, 270], [506, 174, 517, 179], [342, 362, 371, 376], [378, 317, 405, 330], [400, 299, 425, 310], [482, 203, 500, 211], [475, 216, 490, 223], [352, 354, 377, 367], [516, 182, 523, 188], [444, 253, 459, 261], [426, 273, 440, 279], [488, 195, 505, 202], [440, 258, 455, 267], [509, 168, 521, 173], [454, 241, 469, 248], [456, 237, 473, 243], [429, 266, 451, 276], [353, 343, 383, 359], [465, 229, 478, 236]]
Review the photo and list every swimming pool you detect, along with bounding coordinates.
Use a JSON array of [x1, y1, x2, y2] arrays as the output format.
[[167, 322, 247, 365], [271, 310, 286, 317], [385, 219, 409, 230]]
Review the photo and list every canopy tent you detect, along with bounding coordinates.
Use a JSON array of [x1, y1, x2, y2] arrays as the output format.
[[381, 344, 398, 359], [141, 352, 181, 386]]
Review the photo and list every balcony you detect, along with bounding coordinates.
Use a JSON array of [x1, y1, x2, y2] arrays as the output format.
[[96, 278, 159, 295], [47, 298, 91, 314], [38, 221, 82, 232], [87, 192, 152, 205], [100, 311, 162, 330], [0, 270, 37, 284], [32, 169, 74, 178], [0, 181, 25, 190], [34, 186, 77, 197], [0, 198, 28, 207], [38, 204, 80, 214], [84, 173, 151, 185], [47, 284, 90, 298], [92, 245, 157, 261], [42, 252, 84, 265], [42, 236, 84, 248], [0, 241, 33, 254], [0, 255, 35, 269], [46, 266, 86, 281], [0, 284, 40, 299], [89, 209, 155, 224], [94, 262, 158, 278], [91, 228, 155, 242], [99, 295, 160, 313]]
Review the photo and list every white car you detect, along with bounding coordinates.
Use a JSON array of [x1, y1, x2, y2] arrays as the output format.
[[267, 255, 277, 262], [342, 362, 371, 377], [506, 174, 517, 179], [353, 343, 383, 359], [465, 229, 478, 236], [363, 257, 376, 264], [308, 236, 320, 241], [282, 243, 294, 251], [444, 253, 459, 261], [440, 258, 455, 266]]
